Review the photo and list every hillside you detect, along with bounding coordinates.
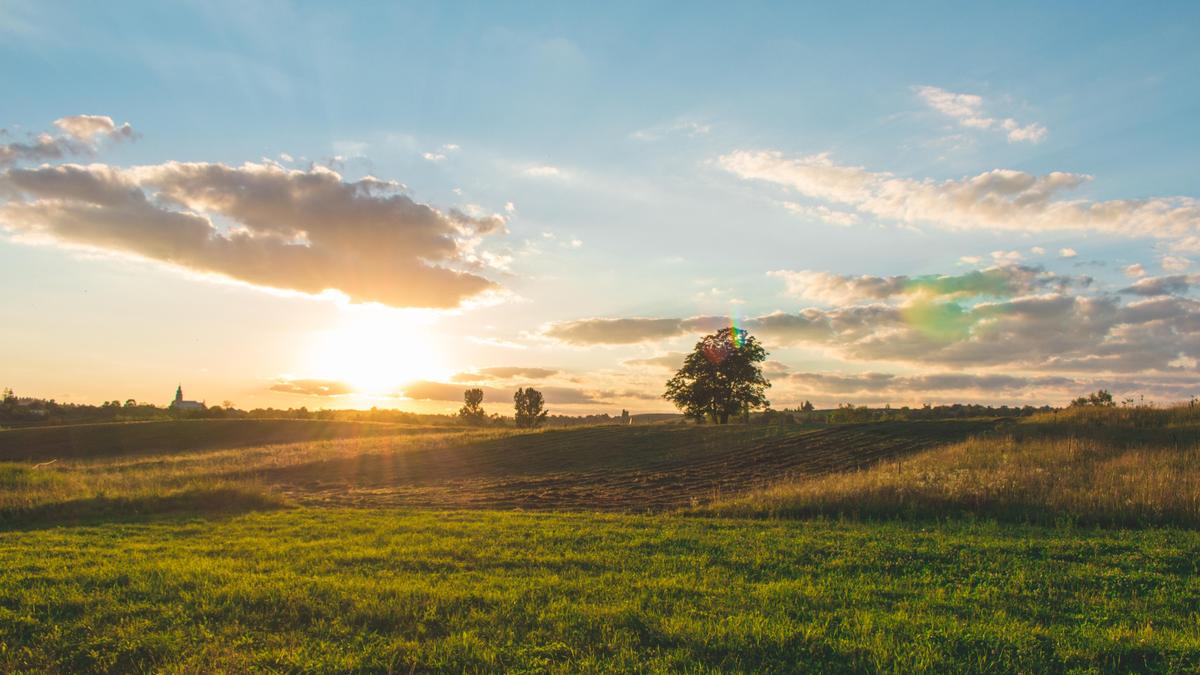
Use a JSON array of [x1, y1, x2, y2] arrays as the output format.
[[1, 418, 994, 523], [702, 407, 1200, 527], [3, 412, 1200, 670], [0, 418, 437, 462]]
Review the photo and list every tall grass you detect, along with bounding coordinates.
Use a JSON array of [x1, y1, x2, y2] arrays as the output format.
[[1027, 402, 1200, 428], [0, 427, 520, 525], [703, 406, 1200, 526]]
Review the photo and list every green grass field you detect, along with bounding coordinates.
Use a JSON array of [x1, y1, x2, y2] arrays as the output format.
[[3, 510, 1198, 673], [2, 412, 1199, 672]]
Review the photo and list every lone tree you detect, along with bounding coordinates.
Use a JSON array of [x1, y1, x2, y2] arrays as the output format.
[[1071, 389, 1115, 408], [514, 387, 548, 428], [664, 327, 770, 424], [459, 388, 487, 425]]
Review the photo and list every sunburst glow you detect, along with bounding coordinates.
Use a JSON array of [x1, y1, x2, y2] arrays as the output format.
[[306, 305, 447, 395]]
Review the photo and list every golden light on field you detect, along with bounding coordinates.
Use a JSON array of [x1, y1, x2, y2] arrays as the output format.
[[306, 306, 448, 395]]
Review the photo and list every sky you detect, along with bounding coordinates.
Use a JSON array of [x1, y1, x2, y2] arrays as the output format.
[[2, 1, 1199, 413]]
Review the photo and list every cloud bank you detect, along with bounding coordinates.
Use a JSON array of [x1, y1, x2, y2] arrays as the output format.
[[769, 265, 1081, 305], [719, 150, 1200, 252], [1, 153, 507, 308]]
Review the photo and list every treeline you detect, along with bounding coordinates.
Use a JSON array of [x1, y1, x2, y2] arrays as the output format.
[[0, 390, 171, 427], [0, 388, 633, 429], [757, 402, 1056, 426]]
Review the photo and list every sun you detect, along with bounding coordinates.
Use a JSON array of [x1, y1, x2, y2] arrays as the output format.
[[306, 306, 447, 395]]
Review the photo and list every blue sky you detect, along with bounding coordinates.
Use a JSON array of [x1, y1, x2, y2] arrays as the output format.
[[2, 1, 1199, 411]]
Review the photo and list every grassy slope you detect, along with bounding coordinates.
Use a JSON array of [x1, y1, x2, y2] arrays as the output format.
[[1, 509, 1198, 673], [5, 411, 1200, 671], [703, 408, 1200, 527], [0, 419, 443, 462], [1, 420, 990, 522]]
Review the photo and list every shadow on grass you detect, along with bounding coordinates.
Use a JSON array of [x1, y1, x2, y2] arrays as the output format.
[[0, 486, 288, 531], [695, 496, 1200, 529], [0, 419, 430, 463], [1012, 420, 1200, 448]]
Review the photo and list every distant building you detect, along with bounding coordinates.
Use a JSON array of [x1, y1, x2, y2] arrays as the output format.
[[170, 385, 204, 411]]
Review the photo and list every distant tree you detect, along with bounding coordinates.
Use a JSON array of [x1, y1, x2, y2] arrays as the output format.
[[1071, 389, 1116, 408], [513, 387, 548, 428], [800, 400, 815, 412], [664, 327, 770, 424], [124, 399, 138, 408], [459, 388, 487, 425]]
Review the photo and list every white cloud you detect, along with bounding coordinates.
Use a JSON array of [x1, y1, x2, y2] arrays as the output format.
[[1059, 248, 1078, 258], [779, 201, 860, 226], [719, 150, 1200, 251], [523, 164, 563, 178], [421, 152, 446, 162], [1124, 263, 1147, 278], [630, 119, 712, 142], [52, 115, 136, 144], [0, 114, 135, 168], [914, 85, 1047, 144], [1162, 255, 1191, 273]]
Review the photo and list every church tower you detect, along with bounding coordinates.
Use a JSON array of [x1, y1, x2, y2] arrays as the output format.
[[175, 384, 183, 404]]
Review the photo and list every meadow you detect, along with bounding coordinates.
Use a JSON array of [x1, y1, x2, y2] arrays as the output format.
[[704, 407, 1200, 528], [2, 409, 1199, 671]]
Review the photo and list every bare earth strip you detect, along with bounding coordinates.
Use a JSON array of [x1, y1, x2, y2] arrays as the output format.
[[267, 421, 995, 511]]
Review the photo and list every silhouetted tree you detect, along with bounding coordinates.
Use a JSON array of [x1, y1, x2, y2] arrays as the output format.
[[514, 387, 548, 428], [801, 400, 815, 412], [664, 327, 770, 424], [459, 388, 487, 425], [1071, 389, 1115, 407]]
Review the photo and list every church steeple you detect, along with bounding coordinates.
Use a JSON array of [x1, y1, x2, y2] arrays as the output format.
[[175, 384, 183, 403]]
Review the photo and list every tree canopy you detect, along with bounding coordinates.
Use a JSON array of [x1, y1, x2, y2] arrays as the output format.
[[459, 388, 487, 425], [514, 387, 548, 428], [664, 327, 770, 424]]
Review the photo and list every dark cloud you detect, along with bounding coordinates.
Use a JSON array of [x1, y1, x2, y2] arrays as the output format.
[[403, 381, 601, 405], [786, 371, 1076, 394], [1121, 274, 1197, 297], [771, 265, 1082, 304], [450, 366, 559, 382], [623, 352, 687, 370], [0, 161, 504, 308], [544, 290, 1200, 377], [543, 317, 717, 345], [778, 369, 1200, 406], [762, 360, 792, 377], [270, 379, 355, 397]]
